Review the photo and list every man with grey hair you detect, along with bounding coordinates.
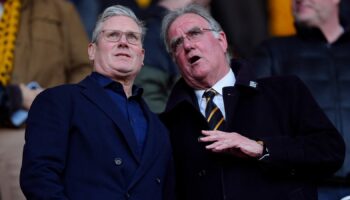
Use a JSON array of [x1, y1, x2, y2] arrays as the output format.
[[20, 5, 174, 200], [160, 4, 345, 200], [135, 0, 211, 114]]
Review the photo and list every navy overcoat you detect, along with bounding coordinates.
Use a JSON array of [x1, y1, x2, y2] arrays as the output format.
[[21, 75, 174, 200]]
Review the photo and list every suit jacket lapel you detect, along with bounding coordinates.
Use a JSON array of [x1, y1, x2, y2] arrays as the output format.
[[223, 86, 240, 131], [79, 76, 141, 163], [128, 101, 164, 189], [224, 60, 259, 130]]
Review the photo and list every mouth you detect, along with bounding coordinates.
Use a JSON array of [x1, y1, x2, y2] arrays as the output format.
[[115, 53, 131, 58], [189, 55, 201, 64]]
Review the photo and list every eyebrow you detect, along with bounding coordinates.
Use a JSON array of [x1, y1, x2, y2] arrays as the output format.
[[103, 29, 141, 34], [169, 26, 201, 43]]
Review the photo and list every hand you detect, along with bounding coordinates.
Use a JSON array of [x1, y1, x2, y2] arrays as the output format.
[[199, 130, 264, 158], [19, 83, 44, 110]]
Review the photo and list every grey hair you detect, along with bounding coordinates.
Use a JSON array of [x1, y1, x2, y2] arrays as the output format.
[[91, 5, 146, 43], [161, 4, 232, 63]]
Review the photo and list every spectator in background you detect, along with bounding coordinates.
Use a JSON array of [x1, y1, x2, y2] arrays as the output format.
[[210, 0, 268, 58], [100, 0, 143, 18], [70, 0, 155, 40], [160, 4, 344, 200], [0, 0, 91, 199], [252, 0, 350, 199], [20, 5, 174, 199], [135, 0, 211, 113], [340, 0, 350, 26], [69, 0, 101, 39]]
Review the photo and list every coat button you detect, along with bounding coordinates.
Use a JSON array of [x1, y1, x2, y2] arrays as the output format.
[[290, 169, 296, 176], [114, 158, 123, 166], [156, 178, 161, 184], [198, 169, 206, 177]]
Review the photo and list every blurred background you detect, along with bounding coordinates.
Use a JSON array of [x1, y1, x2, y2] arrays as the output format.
[[71, 0, 350, 58]]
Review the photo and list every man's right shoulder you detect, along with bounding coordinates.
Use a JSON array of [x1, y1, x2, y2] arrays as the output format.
[[256, 75, 306, 93], [38, 83, 82, 99]]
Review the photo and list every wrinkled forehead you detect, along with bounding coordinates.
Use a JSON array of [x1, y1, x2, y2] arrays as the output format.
[[102, 15, 141, 32], [168, 13, 210, 37]]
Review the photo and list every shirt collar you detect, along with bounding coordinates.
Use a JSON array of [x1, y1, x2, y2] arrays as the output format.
[[90, 72, 143, 98], [195, 68, 235, 100]]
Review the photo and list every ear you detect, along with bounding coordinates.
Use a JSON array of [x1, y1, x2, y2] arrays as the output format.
[[88, 43, 96, 61], [216, 31, 228, 54], [333, 0, 340, 4], [141, 48, 145, 62]]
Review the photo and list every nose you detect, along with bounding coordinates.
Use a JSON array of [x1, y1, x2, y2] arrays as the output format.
[[117, 34, 129, 47], [119, 33, 128, 44], [182, 36, 194, 51]]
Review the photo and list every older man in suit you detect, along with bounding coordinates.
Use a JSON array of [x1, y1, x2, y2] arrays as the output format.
[[20, 5, 174, 200], [160, 4, 344, 200]]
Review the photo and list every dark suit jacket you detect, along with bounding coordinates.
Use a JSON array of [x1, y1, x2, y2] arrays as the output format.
[[161, 61, 345, 200], [252, 27, 350, 179], [20, 75, 174, 200]]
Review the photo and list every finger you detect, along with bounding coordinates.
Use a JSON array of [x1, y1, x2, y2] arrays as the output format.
[[201, 130, 225, 136], [205, 141, 223, 149], [209, 143, 232, 153], [200, 133, 228, 143], [201, 130, 215, 136], [213, 143, 231, 151], [211, 148, 226, 153], [199, 135, 219, 142]]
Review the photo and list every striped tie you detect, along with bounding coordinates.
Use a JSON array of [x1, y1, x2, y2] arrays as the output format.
[[203, 89, 225, 130]]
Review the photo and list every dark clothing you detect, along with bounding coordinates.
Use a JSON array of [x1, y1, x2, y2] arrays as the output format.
[[0, 84, 22, 126], [134, 5, 179, 113], [161, 61, 345, 200], [340, 0, 350, 27], [143, 5, 178, 76], [210, 0, 268, 58], [69, 0, 100, 38], [252, 26, 350, 181], [91, 72, 147, 152], [20, 74, 174, 200], [100, 0, 143, 18]]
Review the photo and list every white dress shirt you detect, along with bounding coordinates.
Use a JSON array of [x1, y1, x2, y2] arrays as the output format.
[[195, 68, 236, 119]]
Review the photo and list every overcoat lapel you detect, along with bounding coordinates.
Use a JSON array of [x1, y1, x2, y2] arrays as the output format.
[[128, 102, 163, 189], [223, 60, 259, 130], [79, 76, 141, 163], [223, 86, 240, 131]]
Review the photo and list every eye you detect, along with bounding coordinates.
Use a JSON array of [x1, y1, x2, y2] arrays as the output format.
[[171, 37, 184, 52], [187, 28, 203, 39], [126, 32, 140, 42], [107, 31, 121, 40]]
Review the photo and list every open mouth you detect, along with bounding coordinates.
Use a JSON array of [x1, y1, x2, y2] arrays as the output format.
[[189, 55, 200, 64]]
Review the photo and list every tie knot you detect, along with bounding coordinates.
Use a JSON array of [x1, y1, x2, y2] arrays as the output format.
[[203, 89, 217, 100]]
